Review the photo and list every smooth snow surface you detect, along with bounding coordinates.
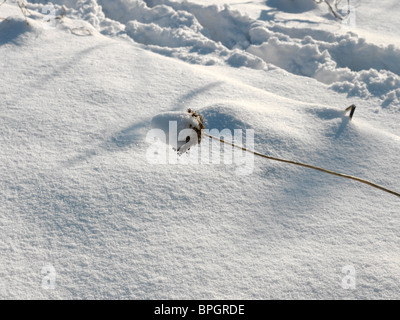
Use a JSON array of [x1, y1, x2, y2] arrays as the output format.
[[1, 0, 399, 299]]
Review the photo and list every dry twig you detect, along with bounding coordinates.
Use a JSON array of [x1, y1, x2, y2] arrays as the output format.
[[200, 105, 400, 199]]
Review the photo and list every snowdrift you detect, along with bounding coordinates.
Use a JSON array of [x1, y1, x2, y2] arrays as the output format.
[[1, 0, 399, 299], [22, 0, 400, 109]]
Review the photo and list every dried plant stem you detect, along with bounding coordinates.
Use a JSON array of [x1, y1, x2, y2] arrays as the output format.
[[0, 0, 30, 24], [314, 0, 351, 20], [323, 0, 343, 20], [203, 132, 400, 199]]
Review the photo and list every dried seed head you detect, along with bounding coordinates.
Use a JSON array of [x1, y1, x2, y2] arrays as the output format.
[[187, 108, 205, 143]]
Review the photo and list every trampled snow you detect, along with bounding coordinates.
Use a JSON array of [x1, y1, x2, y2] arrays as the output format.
[[1, 0, 399, 299]]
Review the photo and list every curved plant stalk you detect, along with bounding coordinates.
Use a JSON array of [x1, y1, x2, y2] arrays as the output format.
[[201, 105, 400, 199], [314, 0, 351, 20], [0, 0, 31, 23]]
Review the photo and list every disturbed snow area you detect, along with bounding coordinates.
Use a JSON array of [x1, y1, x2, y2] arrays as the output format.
[[23, 0, 400, 108], [0, 0, 399, 299]]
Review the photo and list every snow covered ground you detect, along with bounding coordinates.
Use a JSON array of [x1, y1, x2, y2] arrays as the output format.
[[1, 0, 399, 299]]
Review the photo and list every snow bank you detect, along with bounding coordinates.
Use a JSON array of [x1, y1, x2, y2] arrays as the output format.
[[248, 30, 400, 109], [1, 0, 400, 300], [20, 0, 400, 108]]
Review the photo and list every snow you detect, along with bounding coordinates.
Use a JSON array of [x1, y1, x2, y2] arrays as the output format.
[[0, 0, 399, 299]]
